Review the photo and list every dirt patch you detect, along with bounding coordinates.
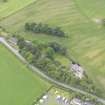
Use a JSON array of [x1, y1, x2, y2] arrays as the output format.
[[93, 18, 102, 24]]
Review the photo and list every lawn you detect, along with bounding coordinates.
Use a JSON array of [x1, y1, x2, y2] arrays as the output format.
[[0, 0, 105, 99], [0, 44, 50, 105], [0, 0, 37, 20]]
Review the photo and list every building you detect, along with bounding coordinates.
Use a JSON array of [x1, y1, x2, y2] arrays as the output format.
[[83, 102, 95, 105], [70, 98, 95, 105], [71, 62, 84, 79], [71, 98, 82, 105]]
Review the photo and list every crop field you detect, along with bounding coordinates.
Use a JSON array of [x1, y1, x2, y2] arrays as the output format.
[[0, 0, 105, 99], [0, 0, 36, 20], [0, 44, 50, 105]]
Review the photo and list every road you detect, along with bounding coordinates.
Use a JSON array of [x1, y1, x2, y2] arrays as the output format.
[[0, 37, 105, 104]]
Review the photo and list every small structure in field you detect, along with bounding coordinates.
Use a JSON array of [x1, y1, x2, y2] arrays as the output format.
[[39, 99, 44, 104], [83, 102, 95, 105], [42, 95, 48, 100], [56, 95, 61, 99], [71, 62, 84, 79], [64, 99, 69, 104], [71, 98, 82, 105], [70, 98, 95, 105]]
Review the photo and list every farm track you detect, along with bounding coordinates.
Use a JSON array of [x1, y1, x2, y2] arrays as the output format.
[[0, 37, 105, 104]]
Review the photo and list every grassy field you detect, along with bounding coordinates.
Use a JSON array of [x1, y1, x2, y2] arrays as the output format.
[[0, 0, 105, 98], [74, 0, 105, 19], [0, 0, 36, 20], [0, 44, 50, 105]]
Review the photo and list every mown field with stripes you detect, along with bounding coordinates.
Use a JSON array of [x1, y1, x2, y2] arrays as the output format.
[[0, 0, 105, 98], [0, 0, 36, 20]]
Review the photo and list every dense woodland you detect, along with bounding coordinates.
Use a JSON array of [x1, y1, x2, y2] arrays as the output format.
[[16, 36, 100, 95], [25, 22, 65, 37]]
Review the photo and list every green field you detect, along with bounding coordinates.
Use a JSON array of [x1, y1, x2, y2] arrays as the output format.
[[0, 0, 105, 98], [0, 44, 50, 105], [0, 0, 36, 20], [75, 0, 105, 19]]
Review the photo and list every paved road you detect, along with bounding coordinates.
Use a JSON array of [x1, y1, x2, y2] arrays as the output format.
[[0, 37, 105, 104]]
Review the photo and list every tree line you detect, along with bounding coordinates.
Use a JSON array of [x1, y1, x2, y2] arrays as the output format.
[[16, 36, 100, 95], [25, 22, 65, 37]]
